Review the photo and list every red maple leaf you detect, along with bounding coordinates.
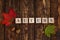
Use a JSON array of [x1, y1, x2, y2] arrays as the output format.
[[9, 8, 16, 18], [2, 9, 16, 26]]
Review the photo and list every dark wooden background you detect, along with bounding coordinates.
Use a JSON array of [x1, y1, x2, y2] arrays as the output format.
[[0, 0, 60, 40]]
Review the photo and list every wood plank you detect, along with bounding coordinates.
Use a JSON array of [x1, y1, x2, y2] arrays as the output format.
[[0, 0, 4, 40], [50, 0, 58, 40], [19, 0, 29, 40], [28, 0, 35, 40]]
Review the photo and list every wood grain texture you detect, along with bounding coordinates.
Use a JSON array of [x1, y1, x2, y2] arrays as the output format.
[[0, 0, 60, 40]]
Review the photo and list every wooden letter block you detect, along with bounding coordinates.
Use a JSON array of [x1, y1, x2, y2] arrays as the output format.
[[36, 18, 41, 23], [15, 18, 21, 24], [42, 18, 48, 23], [49, 18, 54, 23], [29, 18, 34, 23], [22, 18, 28, 23]]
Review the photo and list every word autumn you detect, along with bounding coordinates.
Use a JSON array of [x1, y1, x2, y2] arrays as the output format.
[[15, 18, 54, 24]]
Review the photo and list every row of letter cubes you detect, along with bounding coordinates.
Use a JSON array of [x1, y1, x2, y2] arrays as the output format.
[[15, 18, 54, 24]]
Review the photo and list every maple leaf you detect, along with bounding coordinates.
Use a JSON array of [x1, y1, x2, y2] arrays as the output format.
[[2, 13, 11, 20], [2, 9, 16, 26], [2, 13, 11, 26], [45, 25, 56, 37], [9, 9, 16, 18]]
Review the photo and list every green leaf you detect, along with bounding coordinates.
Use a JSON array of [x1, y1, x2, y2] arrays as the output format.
[[45, 25, 56, 37]]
